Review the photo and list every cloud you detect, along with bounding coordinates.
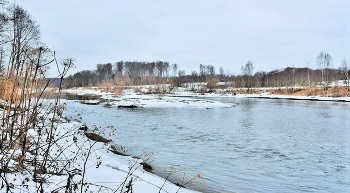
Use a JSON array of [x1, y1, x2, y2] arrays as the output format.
[[13, 0, 350, 76]]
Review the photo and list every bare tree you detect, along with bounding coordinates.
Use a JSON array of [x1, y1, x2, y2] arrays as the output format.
[[0, 4, 79, 192], [156, 60, 163, 77], [316, 52, 332, 89], [178, 70, 185, 86], [341, 59, 349, 90], [178, 70, 185, 77], [324, 53, 332, 88], [219, 66, 224, 78], [4, 5, 40, 72], [241, 60, 254, 92], [172, 63, 178, 77], [206, 65, 215, 78], [316, 52, 325, 84], [163, 61, 169, 78], [255, 71, 266, 87], [0, 48, 5, 74], [199, 64, 206, 82], [191, 70, 198, 82], [0, 1, 8, 34], [96, 63, 112, 83], [307, 64, 311, 92], [116, 61, 124, 76]]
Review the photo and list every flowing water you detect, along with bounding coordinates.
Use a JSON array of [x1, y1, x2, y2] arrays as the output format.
[[62, 96, 350, 193]]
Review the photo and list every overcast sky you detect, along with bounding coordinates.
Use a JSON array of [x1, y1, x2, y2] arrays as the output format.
[[12, 0, 350, 76]]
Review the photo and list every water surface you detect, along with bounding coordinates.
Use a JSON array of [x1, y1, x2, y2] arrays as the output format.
[[62, 97, 350, 192]]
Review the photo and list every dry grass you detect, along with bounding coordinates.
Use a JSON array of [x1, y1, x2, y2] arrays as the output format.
[[224, 86, 350, 97], [266, 86, 350, 97]]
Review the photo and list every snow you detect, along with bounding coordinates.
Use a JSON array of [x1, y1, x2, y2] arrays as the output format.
[[235, 93, 350, 102], [64, 86, 350, 104], [4, 82, 348, 192], [65, 88, 235, 109], [1, 94, 202, 192], [80, 100, 101, 105], [4, 119, 200, 193], [110, 95, 233, 109], [4, 85, 342, 192], [63, 87, 104, 96]]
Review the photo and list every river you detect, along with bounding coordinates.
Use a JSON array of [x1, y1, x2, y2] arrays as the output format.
[[62, 96, 350, 193]]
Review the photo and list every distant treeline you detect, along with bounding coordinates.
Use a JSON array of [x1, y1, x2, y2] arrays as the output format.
[[64, 54, 350, 90]]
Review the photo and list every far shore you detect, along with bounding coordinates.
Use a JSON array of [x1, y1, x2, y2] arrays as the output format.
[[61, 85, 350, 104]]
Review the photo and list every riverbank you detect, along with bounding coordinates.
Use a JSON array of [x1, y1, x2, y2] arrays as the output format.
[[63, 86, 350, 104], [1, 104, 200, 193]]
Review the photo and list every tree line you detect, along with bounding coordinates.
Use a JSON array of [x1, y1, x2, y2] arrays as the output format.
[[64, 55, 350, 91]]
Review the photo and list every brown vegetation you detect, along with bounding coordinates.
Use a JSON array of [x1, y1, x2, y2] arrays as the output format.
[[228, 86, 350, 97]]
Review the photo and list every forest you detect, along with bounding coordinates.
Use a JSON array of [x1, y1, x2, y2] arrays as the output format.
[[64, 56, 350, 93]]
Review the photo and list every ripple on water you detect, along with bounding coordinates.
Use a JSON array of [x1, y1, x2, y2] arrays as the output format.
[[62, 98, 350, 193]]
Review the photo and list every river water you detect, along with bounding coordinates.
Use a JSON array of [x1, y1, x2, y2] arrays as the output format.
[[62, 96, 350, 193]]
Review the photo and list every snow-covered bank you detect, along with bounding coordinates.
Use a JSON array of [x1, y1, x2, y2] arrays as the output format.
[[232, 93, 350, 102], [64, 87, 350, 103], [4, 123, 201, 192], [110, 95, 233, 109], [4, 116, 200, 193], [64, 88, 234, 109]]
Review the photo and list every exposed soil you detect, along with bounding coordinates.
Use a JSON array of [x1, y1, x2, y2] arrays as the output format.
[[84, 132, 113, 143], [109, 145, 130, 156]]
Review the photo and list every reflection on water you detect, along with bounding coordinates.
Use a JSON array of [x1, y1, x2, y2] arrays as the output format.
[[62, 97, 350, 193]]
